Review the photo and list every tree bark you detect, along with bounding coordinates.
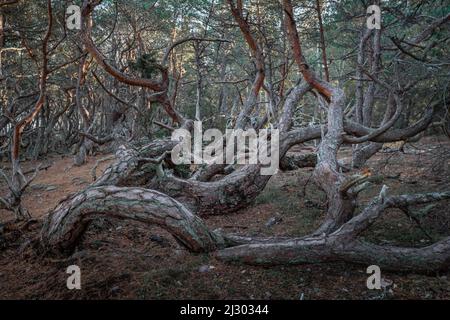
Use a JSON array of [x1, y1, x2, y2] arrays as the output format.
[[40, 186, 225, 254], [217, 192, 450, 272]]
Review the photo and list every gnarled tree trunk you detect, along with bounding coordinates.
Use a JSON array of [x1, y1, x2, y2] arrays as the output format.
[[40, 186, 226, 254], [217, 192, 450, 272]]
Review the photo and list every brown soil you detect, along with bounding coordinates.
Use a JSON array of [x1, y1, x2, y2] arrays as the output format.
[[0, 154, 114, 220], [0, 137, 449, 300]]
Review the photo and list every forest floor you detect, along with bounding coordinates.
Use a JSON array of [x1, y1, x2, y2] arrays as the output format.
[[0, 136, 449, 300]]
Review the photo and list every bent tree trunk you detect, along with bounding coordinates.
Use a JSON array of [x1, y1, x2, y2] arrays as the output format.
[[39, 184, 450, 272], [217, 235, 450, 272], [150, 125, 321, 215], [313, 87, 356, 234], [88, 85, 316, 216], [217, 192, 450, 272], [40, 186, 225, 254]]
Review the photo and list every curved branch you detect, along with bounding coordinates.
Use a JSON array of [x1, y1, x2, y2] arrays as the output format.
[[0, 0, 18, 7], [227, 0, 265, 128], [80, 1, 165, 93], [344, 95, 403, 144], [12, 0, 52, 161], [78, 131, 114, 145], [344, 101, 438, 143], [337, 191, 450, 240], [162, 37, 231, 66], [80, 0, 183, 124], [282, 0, 332, 100]]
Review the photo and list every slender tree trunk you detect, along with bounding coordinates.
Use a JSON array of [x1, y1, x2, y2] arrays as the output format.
[[74, 53, 92, 166], [316, 0, 329, 82], [6, 0, 52, 220]]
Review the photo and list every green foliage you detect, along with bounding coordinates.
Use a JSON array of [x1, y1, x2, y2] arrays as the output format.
[[130, 53, 160, 79]]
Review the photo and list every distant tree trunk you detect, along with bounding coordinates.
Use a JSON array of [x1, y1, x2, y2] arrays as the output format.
[[227, 0, 266, 129], [0, 11, 4, 76], [282, 0, 331, 100], [194, 41, 203, 121], [315, 0, 329, 82], [5, 0, 52, 220], [218, 53, 228, 114], [74, 53, 92, 166], [352, 23, 383, 169]]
